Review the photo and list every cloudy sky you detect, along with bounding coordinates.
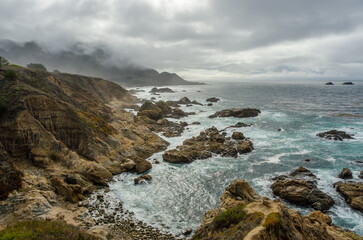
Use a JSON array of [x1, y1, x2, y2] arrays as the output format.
[[1, 0, 363, 81]]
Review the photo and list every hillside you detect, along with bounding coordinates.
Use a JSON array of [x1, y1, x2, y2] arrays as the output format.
[[0, 40, 203, 87]]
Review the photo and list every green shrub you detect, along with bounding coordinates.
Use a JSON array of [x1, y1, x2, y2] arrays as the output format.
[[27, 63, 47, 71], [0, 220, 96, 240], [4, 70, 17, 80], [213, 204, 248, 229]]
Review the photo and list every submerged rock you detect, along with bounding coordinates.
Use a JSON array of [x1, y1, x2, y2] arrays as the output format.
[[334, 181, 363, 213], [192, 179, 361, 240], [271, 167, 334, 211], [134, 175, 152, 184], [338, 168, 353, 179], [209, 108, 260, 118], [317, 130, 354, 141], [162, 127, 253, 163]]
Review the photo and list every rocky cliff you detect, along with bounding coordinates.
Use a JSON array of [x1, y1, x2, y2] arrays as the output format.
[[192, 180, 362, 240], [0, 66, 169, 230]]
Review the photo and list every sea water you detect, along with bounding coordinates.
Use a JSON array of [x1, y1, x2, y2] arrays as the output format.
[[109, 80, 363, 235]]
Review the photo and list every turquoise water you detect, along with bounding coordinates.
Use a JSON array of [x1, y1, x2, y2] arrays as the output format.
[[110, 81, 363, 235]]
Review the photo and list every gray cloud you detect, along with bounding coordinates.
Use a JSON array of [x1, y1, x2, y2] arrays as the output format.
[[1, 0, 363, 80]]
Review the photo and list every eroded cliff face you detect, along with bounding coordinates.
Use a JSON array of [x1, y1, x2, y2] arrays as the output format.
[[0, 66, 168, 228], [192, 180, 362, 240]]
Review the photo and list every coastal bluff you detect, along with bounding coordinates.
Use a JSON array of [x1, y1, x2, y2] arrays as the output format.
[[0, 66, 169, 236]]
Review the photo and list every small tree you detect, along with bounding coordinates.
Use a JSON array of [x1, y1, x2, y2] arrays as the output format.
[[4, 70, 18, 80], [0, 56, 9, 67], [27, 63, 47, 71]]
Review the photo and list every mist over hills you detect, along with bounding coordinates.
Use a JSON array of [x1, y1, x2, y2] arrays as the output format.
[[0, 39, 200, 87]]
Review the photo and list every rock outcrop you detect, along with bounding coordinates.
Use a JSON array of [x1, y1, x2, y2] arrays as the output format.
[[166, 97, 202, 107], [271, 167, 334, 211], [317, 130, 354, 140], [325, 82, 334, 85], [150, 87, 175, 93], [338, 168, 353, 179], [209, 108, 260, 118], [134, 175, 152, 185], [192, 179, 361, 240], [334, 181, 363, 213], [162, 127, 253, 163]]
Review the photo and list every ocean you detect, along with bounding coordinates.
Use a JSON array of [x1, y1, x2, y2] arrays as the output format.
[[108, 80, 363, 236]]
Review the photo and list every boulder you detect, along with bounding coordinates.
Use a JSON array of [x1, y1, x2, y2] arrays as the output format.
[[317, 130, 354, 141], [271, 178, 334, 211], [134, 175, 152, 184], [209, 108, 260, 118], [325, 82, 334, 85], [334, 181, 363, 213], [231, 132, 245, 140], [271, 167, 334, 211], [359, 170, 363, 179], [133, 157, 152, 174], [338, 168, 353, 179]]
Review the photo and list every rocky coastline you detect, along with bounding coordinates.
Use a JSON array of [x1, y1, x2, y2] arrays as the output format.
[[0, 66, 362, 239]]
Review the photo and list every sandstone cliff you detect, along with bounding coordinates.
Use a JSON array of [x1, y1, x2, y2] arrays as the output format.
[[192, 180, 362, 240], [0, 66, 169, 228]]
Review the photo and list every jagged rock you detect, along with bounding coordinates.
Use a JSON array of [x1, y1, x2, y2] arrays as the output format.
[[325, 82, 334, 85], [334, 181, 363, 213], [134, 175, 152, 184], [207, 103, 213, 106], [359, 170, 363, 179], [271, 167, 334, 211], [192, 179, 361, 240], [206, 97, 220, 102], [317, 130, 354, 140], [338, 168, 353, 179], [231, 132, 245, 140], [162, 127, 253, 164], [209, 108, 260, 118]]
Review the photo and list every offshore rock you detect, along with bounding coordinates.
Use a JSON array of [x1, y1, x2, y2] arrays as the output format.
[[334, 181, 363, 213], [206, 97, 220, 102], [271, 167, 334, 211], [317, 130, 354, 141], [192, 179, 361, 240], [162, 127, 253, 163], [209, 108, 260, 118]]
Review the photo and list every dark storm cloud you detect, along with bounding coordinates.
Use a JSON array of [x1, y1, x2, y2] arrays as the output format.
[[1, 0, 363, 80]]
